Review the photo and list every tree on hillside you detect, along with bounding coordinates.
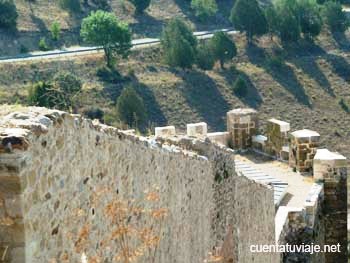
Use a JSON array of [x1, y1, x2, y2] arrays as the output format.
[[210, 31, 237, 69], [191, 0, 218, 21], [196, 43, 215, 70], [0, 0, 18, 30], [322, 1, 349, 32], [161, 18, 197, 68], [50, 21, 61, 41], [298, 0, 322, 40], [80, 11, 132, 68], [116, 85, 147, 128], [230, 0, 268, 43], [59, 0, 81, 13], [265, 4, 279, 40], [274, 0, 301, 42], [131, 0, 151, 14]]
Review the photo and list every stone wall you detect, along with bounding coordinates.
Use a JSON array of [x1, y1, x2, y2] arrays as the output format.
[[0, 107, 278, 263]]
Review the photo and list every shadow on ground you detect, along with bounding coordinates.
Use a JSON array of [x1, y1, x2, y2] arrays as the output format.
[[177, 69, 230, 130], [246, 43, 312, 107]]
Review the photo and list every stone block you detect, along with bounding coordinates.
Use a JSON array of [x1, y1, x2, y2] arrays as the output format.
[[154, 126, 176, 138], [186, 122, 207, 137], [226, 108, 258, 149], [207, 132, 230, 147], [313, 149, 347, 181]]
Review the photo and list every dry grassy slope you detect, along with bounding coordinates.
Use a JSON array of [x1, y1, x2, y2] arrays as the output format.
[[14, 0, 232, 33], [0, 32, 349, 158]]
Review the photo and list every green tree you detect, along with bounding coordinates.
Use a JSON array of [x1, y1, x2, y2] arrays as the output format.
[[191, 0, 218, 21], [230, 0, 268, 43], [161, 18, 197, 68], [274, 0, 301, 42], [210, 31, 237, 69], [298, 0, 322, 40], [131, 0, 151, 13], [265, 4, 279, 40], [116, 85, 147, 128], [50, 21, 61, 41], [322, 1, 349, 32], [59, 0, 81, 12], [38, 37, 49, 51], [196, 43, 215, 70], [81, 11, 132, 68], [0, 0, 18, 30]]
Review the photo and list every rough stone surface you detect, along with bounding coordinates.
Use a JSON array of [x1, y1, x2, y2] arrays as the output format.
[[227, 108, 258, 149], [0, 107, 278, 263]]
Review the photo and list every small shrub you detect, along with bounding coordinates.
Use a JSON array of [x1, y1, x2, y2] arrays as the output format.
[[84, 107, 104, 122], [191, 0, 218, 21], [38, 37, 49, 51], [116, 85, 147, 128], [50, 21, 61, 41], [339, 98, 350, 113], [27, 81, 56, 107], [59, 0, 81, 12], [19, 44, 28, 53], [267, 54, 283, 68], [196, 44, 215, 70], [0, 0, 18, 30], [232, 75, 248, 97]]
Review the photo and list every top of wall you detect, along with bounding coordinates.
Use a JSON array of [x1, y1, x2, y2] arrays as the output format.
[[0, 106, 232, 163]]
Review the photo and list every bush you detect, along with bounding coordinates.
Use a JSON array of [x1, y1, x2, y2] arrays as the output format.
[[232, 76, 248, 97], [50, 21, 61, 41], [19, 44, 28, 54], [339, 98, 350, 113], [84, 107, 104, 121], [191, 0, 218, 21], [38, 37, 49, 51], [196, 44, 215, 70], [131, 0, 151, 13], [59, 0, 81, 12], [0, 0, 18, 30], [210, 31, 237, 69], [27, 81, 56, 108], [116, 85, 147, 128], [230, 0, 268, 43], [161, 18, 197, 68], [322, 1, 349, 32], [267, 54, 284, 68]]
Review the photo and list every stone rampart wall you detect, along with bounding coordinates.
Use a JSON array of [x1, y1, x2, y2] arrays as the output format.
[[0, 107, 278, 263]]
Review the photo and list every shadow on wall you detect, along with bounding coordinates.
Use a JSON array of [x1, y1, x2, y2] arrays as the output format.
[[220, 68, 263, 109], [246, 43, 312, 108], [178, 69, 230, 131]]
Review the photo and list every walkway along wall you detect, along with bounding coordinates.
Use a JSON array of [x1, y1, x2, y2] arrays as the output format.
[[0, 107, 278, 263]]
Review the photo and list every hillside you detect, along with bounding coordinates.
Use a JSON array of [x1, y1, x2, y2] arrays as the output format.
[[0, 0, 235, 56], [0, 30, 350, 158]]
